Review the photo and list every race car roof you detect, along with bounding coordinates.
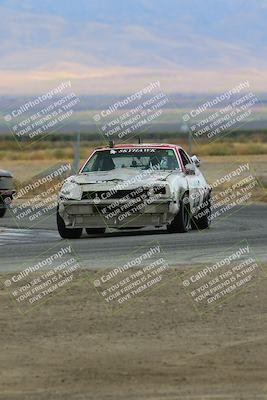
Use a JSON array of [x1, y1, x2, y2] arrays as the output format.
[[96, 143, 182, 150]]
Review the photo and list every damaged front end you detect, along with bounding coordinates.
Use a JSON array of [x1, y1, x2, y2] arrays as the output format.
[[58, 176, 179, 229]]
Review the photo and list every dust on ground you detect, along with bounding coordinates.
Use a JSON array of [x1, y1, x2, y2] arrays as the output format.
[[0, 268, 267, 400]]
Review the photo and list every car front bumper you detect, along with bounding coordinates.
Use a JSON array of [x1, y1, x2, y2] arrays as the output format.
[[58, 198, 179, 229]]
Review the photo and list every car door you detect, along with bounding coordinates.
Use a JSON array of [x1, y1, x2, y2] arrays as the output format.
[[178, 149, 201, 212]]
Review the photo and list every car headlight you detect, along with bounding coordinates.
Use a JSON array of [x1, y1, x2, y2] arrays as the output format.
[[153, 186, 167, 195], [148, 185, 167, 197], [59, 180, 82, 200]]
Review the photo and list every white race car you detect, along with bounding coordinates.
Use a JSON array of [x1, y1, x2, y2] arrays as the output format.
[[57, 143, 212, 238]]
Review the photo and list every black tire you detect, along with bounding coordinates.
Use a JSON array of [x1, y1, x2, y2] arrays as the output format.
[[57, 211, 83, 239], [0, 207, 6, 218], [167, 194, 191, 233], [191, 198, 211, 231], [86, 228, 106, 235]]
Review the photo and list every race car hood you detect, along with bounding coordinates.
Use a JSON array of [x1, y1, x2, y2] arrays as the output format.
[[0, 169, 13, 178], [72, 169, 175, 185]]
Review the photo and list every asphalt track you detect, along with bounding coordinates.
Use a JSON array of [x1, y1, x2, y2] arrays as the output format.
[[0, 203, 266, 272]]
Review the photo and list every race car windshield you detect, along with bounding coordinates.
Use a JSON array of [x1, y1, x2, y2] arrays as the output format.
[[81, 148, 180, 172]]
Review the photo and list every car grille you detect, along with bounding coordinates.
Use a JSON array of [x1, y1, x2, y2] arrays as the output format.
[[82, 189, 149, 201]]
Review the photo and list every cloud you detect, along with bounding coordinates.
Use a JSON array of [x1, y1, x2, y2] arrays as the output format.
[[0, 1, 267, 94], [0, 62, 266, 95]]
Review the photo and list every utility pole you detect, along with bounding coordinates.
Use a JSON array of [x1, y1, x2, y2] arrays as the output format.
[[181, 123, 192, 155], [188, 130, 193, 156], [72, 131, 81, 174]]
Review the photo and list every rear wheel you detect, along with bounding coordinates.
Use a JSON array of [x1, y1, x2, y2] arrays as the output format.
[[0, 200, 6, 218], [167, 194, 191, 233], [86, 228, 106, 235], [57, 211, 83, 239]]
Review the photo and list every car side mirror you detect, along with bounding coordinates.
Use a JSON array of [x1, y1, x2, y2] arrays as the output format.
[[191, 155, 201, 167], [185, 163, 196, 175]]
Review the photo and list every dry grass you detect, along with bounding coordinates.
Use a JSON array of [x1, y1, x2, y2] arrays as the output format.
[[0, 139, 267, 162], [196, 141, 267, 156], [0, 141, 96, 161]]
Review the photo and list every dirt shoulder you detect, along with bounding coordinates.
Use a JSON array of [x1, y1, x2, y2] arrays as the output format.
[[0, 269, 267, 400]]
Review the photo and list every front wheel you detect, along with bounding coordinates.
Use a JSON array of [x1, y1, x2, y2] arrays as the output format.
[[191, 198, 211, 231], [57, 211, 83, 239], [167, 194, 191, 233]]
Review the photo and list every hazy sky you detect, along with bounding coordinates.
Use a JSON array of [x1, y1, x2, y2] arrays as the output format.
[[0, 0, 266, 95]]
